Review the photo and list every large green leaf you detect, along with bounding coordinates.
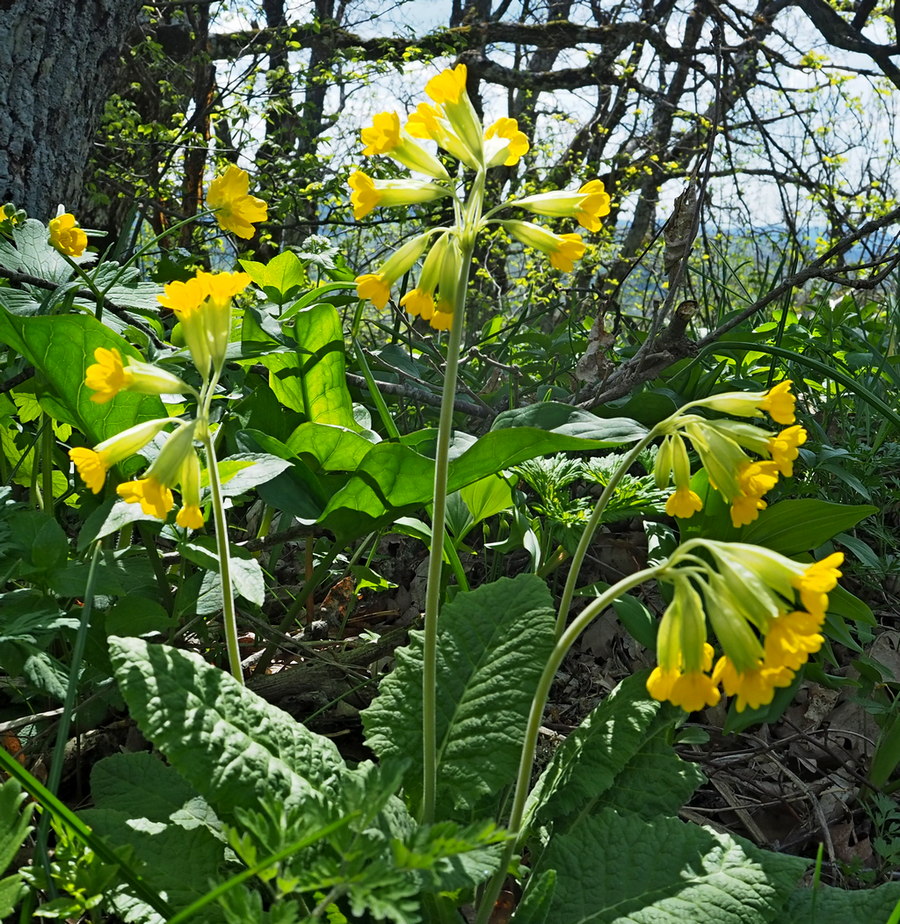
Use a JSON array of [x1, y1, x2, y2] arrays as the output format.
[[260, 302, 356, 428], [240, 251, 306, 304], [0, 309, 166, 443], [741, 499, 877, 555], [514, 808, 806, 924], [362, 574, 556, 815], [107, 637, 349, 819], [317, 412, 647, 538], [82, 753, 224, 922], [782, 880, 900, 922], [524, 673, 704, 832]]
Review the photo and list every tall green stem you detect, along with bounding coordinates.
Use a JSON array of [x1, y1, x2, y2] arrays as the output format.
[[421, 209, 480, 823], [201, 427, 243, 684], [554, 428, 659, 637], [474, 565, 663, 924]]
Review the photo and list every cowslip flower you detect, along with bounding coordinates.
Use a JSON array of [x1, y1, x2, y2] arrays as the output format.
[[48, 212, 88, 257], [514, 180, 611, 232], [69, 418, 173, 494], [207, 165, 268, 239], [653, 382, 807, 527], [158, 269, 251, 376], [647, 540, 844, 713], [424, 63, 483, 163], [176, 446, 204, 529], [502, 220, 586, 272], [354, 231, 432, 310], [84, 347, 191, 404], [407, 102, 481, 170], [484, 117, 529, 168], [348, 170, 449, 221], [361, 111, 449, 180], [116, 420, 197, 522]]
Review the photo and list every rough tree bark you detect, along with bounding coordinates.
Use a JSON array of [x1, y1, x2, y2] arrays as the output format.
[[0, 0, 144, 219]]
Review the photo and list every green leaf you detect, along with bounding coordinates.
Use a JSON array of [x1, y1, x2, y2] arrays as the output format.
[[459, 474, 514, 527], [515, 808, 806, 924], [525, 673, 704, 832], [261, 302, 356, 429], [212, 453, 293, 498], [741, 500, 877, 555], [240, 251, 306, 303], [491, 403, 648, 444], [107, 637, 349, 819], [319, 418, 647, 539], [0, 778, 33, 890], [0, 309, 166, 444], [782, 881, 900, 923], [362, 574, 556, 815], [181, 539, 266, 608], [286, 421, 376, 470]]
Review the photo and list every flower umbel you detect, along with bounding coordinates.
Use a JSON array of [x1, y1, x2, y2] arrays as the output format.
[[207, 165, 268, 239], [647, 539, 844, 713]]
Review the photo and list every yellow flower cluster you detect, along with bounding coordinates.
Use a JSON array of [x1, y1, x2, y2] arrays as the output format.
[[648, 539, 843, 713], [69, 269, 251, 530], [654, 381, 807, 527], [349, 64, 611, 329]]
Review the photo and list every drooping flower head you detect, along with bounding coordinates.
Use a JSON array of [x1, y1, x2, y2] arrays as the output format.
[[653, 381, 807, 528], [647, 539, 844, 713], [207, 165, 268, 239], [48, 212, 88, 257], [158, 270, 251, 377], [116, 420, 198, 523]]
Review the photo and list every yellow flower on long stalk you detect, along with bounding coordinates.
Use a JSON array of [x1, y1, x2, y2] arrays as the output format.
[[361, 111, 449, 179], [207, 165, 268, 239], [354, 231, 433, 310], [49, 212, 88, 257], [514, 180, 611, 231], [348, 170, 449, 221], [484, 117, 529, 168], [501, 220, 587, 272]]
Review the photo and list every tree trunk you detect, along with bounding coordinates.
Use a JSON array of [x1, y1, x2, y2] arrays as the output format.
[[0, 0, 143, 220]]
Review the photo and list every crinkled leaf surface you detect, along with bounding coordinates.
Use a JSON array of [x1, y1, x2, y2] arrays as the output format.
[[782, 880, 900, 922], [108, 637, 348, 819], [362, 574, 556, 815], [525, 673, 704, 831], [0, 309, 166, 443], [514, 808, 806, 924]]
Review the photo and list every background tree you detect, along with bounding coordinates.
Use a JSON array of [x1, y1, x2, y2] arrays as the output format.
[[0, 0, 144, 219]]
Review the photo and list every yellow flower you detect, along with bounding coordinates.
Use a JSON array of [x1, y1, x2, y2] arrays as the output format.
[[207, 165, 268, 239], [158, 270, 250, 376], [502, 221, 586, 272], [423, 64, 484, 163], [764, 610, 824, 671], [69, 418, 173, 493], [361, 111, 449, 179], [356, 273, 392, 310], [729, 460, 780, 527], [48, 212, 88, 257], [69, 448, 108, 494], [175, 448, 204, 529], [354, 231, 433, 310], [668, 670, 721, 712], [116, 421, 197, 521], [85, 347, 128, 403], [117, 477, 175, 520], [400, 287, 437, 319], [793, 552, 843, 617], [484, 117, 529, 167], [514, 180, 611, 232], [768, 425, 807, 476], [666, 487, 703, 518], [712, 656, 794, 712], [425, 64, 468, 105], [692, 380, 796, 425], [348, 170, 449, 221], [759, 381, 796, 425]]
